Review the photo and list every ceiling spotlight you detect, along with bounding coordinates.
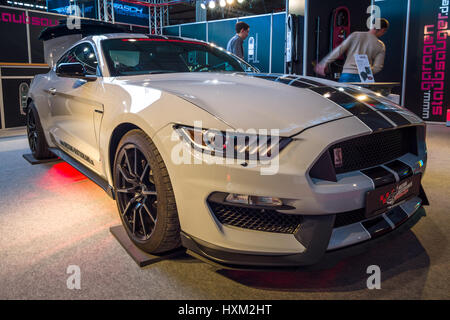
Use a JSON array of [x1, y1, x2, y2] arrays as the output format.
[[227, 0, 234, 4], [237, 0, 244, 3], [200, 1, 206, 9], [208, 0, 216, 9], [219, 0, 226, 7]]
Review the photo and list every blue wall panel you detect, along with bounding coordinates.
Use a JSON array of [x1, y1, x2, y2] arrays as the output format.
[[207, 19, 238, 50], [163, 26, 180, 37], [181, 23, 207, 41], [239, 15, 271, 73]]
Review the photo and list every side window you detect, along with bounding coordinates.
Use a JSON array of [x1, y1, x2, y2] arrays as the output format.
[[73, 44, 99, 75], [56, 43, 99, 76], [56, 50, 72, 66]]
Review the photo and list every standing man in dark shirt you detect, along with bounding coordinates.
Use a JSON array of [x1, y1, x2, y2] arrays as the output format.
[[227, 22, 250, 59]]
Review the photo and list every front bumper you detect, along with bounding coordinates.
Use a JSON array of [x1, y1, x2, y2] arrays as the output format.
[[152, 116, 427, 262], [182, 202, 426, 269]]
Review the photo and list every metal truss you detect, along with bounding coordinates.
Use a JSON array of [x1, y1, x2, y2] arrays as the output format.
[[148, 0, 169, 35], [97, 0, 115, 23], [95, 0, 172, 34]]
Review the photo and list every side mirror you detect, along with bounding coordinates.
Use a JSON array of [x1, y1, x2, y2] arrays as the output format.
[[56, 63, 97, 81]]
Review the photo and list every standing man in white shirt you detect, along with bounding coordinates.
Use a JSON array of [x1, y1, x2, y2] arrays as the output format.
[[315, 18, 390, 82], [227, 22, 250, 59]]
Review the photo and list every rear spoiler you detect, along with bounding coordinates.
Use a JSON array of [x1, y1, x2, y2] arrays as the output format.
[[39, 20, 130, 67]]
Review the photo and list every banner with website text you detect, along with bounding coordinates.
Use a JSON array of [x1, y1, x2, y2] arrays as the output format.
[[405, 0, 450, 123]]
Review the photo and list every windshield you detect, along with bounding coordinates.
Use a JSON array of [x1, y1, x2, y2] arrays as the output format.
[[102, 38, 258, 76]]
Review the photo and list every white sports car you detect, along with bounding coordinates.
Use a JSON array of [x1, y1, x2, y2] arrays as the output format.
[[26, 25, 428, 268]]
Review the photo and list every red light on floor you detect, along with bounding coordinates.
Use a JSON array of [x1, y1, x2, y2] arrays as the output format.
[[37, 162, 88, 193], [50, 162, 86, 181]]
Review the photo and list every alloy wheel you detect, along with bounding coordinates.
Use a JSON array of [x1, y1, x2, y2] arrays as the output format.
[[27, 109, 38, 153], [115, 144, 158, 241]]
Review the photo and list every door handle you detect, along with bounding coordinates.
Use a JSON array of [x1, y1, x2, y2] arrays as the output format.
[[48, 88, 57, 95]]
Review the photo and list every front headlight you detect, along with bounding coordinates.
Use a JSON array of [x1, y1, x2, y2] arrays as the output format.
[[174, 125, 292, 161]]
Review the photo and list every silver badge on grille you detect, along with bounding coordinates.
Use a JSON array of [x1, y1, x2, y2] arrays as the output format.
[[334, 148, 343, 168]]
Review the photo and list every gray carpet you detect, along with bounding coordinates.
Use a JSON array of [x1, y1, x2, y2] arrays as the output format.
[[0, 124, 448, 299]]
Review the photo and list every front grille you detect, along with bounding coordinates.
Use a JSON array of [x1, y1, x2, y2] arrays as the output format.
[[329, 126, 418, 174], [334, 209, 366, 228], [208, 202, 302, 234]]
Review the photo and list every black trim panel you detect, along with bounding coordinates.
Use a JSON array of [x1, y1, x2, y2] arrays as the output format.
[[345, 88, 411, 126], [276, 77, 293, 84], [289, 80, 314, 88], [362, 216, 392, 238], [297, 77, 324, 87], [250, 74, 280, 81], [384, 160, 413, 180], [386, 206, 409, 227], [309, 150, 337, 182], [361, 166, 396, 188], [247, 74, 321, 89], [419, 185, 430, 206], [309, 87, 394, 131]]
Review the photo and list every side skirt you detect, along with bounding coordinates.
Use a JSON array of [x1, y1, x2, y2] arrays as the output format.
[[49, 147, 115, 200]]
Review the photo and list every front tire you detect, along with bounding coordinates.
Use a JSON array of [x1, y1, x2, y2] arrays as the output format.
[[26, 102, 53, 159], [113, 129, 181, 253]]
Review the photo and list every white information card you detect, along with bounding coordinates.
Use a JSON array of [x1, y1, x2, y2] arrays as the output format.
[[354, 54, 375, 83]]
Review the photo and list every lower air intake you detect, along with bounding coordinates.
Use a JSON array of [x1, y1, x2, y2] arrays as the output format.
[[208, 202, 302, 234]]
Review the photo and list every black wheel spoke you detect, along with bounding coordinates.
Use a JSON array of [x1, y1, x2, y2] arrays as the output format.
[[140, 163, 149, 182], [134, 148, 137, 177], [132, 208, 137, 235], [143, 203, 156, 224], [116, 187, 135, 194], [121, 198, 135, 217], [139, 207, 147, 237], [123, 150, 134, 177], [118, 165, 136, 184], [142, 190, 157, 196]]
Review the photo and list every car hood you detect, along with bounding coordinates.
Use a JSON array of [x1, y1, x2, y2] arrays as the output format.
[[114, 73, 355, 136]]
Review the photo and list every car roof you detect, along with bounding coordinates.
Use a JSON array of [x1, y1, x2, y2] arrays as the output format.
[[85, 33, 207, 43]]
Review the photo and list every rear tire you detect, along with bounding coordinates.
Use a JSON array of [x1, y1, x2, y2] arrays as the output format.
[[113, 129, 181, 253], [26, 102, 53, 159]]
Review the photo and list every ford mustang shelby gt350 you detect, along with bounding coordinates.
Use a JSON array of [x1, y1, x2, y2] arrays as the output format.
[[26, 30, 428, 268]]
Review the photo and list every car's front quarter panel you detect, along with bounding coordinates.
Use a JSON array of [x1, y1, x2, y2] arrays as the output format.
[[99, 79, 233, 186]]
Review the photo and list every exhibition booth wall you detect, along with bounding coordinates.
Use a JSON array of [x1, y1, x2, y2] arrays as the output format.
[[403, 0, 450, 123], [0, 5, 148, 131], [163, 12, 288, 74], [305, 0, 449, 124]]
